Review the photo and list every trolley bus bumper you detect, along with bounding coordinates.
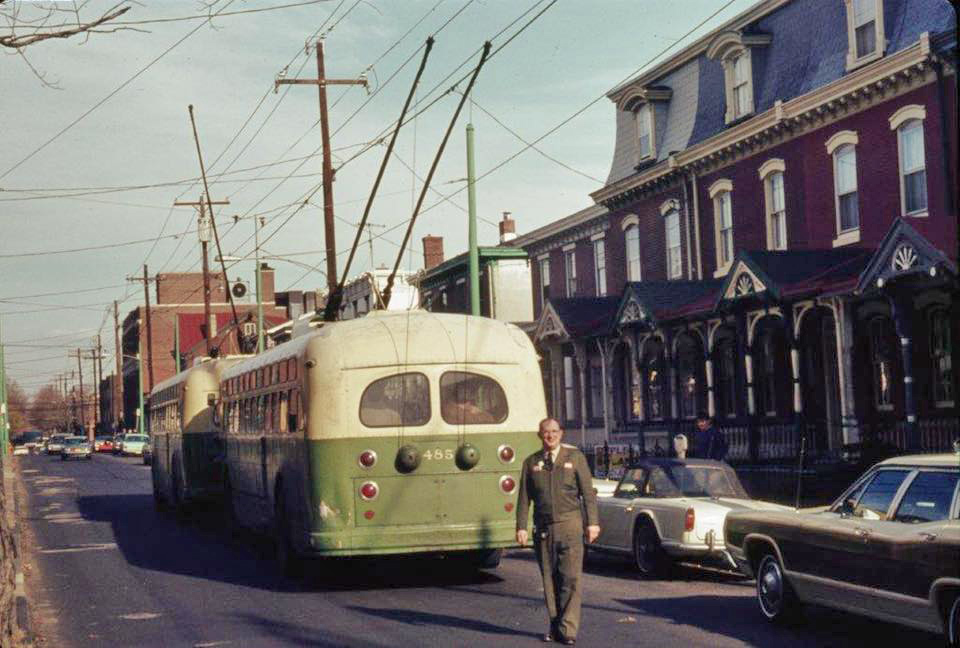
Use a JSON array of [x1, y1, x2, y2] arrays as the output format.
[[305, 521, 518, 557]]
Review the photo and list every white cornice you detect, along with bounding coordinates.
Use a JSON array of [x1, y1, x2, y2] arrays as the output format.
[[510, 204, 608, 251]]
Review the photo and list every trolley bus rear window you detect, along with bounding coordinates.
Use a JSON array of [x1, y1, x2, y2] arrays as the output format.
[[440, 371, 508, 425], [360, 373, 430, 428]]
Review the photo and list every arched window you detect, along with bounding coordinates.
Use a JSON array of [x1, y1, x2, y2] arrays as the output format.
[[625, 224, 642, 282], [675, 333, 705, 419], [714, 328, 738, 419], [930, 309, 954, 407], [665, 209, 682, 279], [641, 338, 667, 420], [754, 321, 788, 417]]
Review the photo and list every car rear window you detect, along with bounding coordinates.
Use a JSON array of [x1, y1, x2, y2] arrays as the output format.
[[360, 372, 430, 428], [439, 372, 508, 425], [893, 471, 959, 523]]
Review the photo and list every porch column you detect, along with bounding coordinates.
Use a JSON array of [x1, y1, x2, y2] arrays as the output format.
[[597, 338, 614, 443], [548, 343, 565, 421], [574, 341, 588, 448], [664, 330, 679, 420], [735, 312, 750, 418], [889, 293, 918, 448], [784, 308, 803, 415], [835, 298, 859, 445]]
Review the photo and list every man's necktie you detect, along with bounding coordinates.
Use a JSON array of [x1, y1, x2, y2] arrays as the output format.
[[544, 453, 554, 470]]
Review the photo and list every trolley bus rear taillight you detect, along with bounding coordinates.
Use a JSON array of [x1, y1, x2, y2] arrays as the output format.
[[360, 481, 379, 500], [499, 476, 516, 494], [358, 450, 377, 468], [498, 445, 515, 463]]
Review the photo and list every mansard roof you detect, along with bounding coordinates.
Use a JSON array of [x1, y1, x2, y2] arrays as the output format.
[[603, 0, 956, 189]]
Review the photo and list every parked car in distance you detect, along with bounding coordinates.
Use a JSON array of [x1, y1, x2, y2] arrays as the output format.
[[14, 430, 43, 453], [121, 434, 148, 457], [93, 435, 113, 453], [725, 453, 960, 644], [142, 439, 152, 465], [60, 436, 92, 461], [592, 458, 788, 577], [112, 435, 126, 455], [46, 434, 69, 455]]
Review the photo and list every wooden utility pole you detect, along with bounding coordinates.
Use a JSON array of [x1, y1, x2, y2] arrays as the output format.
[[276, 40, 367, 295], [113, 300, 123, 432], [95, 335, 103, 430], [76, 349, 85, 435], [174, 196, 230, 354]]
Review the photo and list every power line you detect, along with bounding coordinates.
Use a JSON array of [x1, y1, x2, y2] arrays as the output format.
[[0, 0, 242, 183]]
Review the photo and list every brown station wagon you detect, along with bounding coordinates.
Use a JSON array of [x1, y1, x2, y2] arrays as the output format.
[[725, 453, 960, 645]]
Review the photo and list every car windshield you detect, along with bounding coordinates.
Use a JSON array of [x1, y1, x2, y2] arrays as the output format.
[[125, 435, 147, 442], [648, 463, 748, 498], [65, 437, 86, 446]]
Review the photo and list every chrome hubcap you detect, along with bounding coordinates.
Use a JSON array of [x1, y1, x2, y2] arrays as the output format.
[[758, 559, 783, 616]]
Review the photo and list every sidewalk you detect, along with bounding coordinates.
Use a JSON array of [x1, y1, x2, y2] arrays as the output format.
[[1, 454, 30, 647]]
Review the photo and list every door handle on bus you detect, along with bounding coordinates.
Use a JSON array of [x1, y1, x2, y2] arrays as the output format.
[[918, 532, 937, 542], [853, 527, 871, 539]]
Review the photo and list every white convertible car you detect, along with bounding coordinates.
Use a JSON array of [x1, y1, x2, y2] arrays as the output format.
[[592, 458, 788, 577]]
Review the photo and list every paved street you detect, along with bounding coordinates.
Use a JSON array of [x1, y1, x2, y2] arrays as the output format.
[[14, 453, 944, 648]]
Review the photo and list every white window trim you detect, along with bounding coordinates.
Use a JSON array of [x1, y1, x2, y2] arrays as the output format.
[[890, 105, 929, 218], [564, 247, 577, 298], [562, 242, 577, 252], [592, 237, 606, 296], [759, 159, 788, 251], [722, 48, 754, 124], [664, 209, 683, 280], [620, 214, 640, 230], [844, 0, 885, 72], [827, 132, 860, 245], [623, 222, 642, 283], [709, 179, 734, 277], [635, 102, 656, 163]]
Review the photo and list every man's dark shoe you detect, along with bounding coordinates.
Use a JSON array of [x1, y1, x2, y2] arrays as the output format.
[[541, 632, 554, 642]]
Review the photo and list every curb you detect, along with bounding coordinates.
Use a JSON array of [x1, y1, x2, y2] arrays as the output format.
[[3, 459, 31, 645]]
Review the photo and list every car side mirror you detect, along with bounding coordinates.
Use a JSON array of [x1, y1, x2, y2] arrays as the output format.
[[838, 498, 856, 518]]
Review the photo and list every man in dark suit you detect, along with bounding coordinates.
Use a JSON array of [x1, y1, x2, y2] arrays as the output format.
[[516, 418, 599, 645], [692, 412, 728, 460]]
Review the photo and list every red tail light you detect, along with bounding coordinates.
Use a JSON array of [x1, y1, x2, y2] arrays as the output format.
[[360, 481, 379, 500], [499, 475, 516, 494], [498, 445, 515, 463], [684, 507, 695, 532], [358, 450, 377, 468]]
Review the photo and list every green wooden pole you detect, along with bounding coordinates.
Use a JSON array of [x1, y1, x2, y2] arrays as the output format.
[[0, 317, 7, 453], [466, 123, 480, 316]]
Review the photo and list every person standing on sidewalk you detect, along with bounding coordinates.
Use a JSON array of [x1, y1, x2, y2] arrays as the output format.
[[516, 418, 600, 645]]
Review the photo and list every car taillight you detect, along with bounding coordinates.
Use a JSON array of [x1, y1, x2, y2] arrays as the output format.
[[360, 482, 379, 500], [358, 450, 377, 468], [498, 445, 515, 463], [685, 507, 695, 532], [499, 475, 516, 494]]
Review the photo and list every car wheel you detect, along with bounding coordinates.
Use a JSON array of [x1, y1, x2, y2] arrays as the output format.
[[756, 552, 799, 623], [946, 591, 960, 648], [274, 486, 302, 579], [633, 518, 670, 578]]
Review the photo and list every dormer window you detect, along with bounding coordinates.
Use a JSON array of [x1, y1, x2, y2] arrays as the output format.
[[707, 30, 771, 126], [636, 104, 653, 160], [845, 0, 885, 70], [617, 87, 672, 166]]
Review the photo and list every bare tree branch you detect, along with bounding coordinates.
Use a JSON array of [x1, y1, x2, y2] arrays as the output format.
[[0, 4, 131, 49]]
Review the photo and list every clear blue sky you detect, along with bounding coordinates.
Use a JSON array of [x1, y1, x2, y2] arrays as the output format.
[[0, 0, 757, 394]]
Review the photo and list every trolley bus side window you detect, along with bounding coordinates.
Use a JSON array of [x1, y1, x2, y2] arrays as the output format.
[[360, 373, 430, 428], [440, 372, 508, 425]]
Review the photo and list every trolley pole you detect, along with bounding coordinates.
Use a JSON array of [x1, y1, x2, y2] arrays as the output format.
[[142, 265, 154, 392], [275, 40, 368, 295], [466, 123, 480, 316], [255, 216, 264, 354], [114, 300, 123, 432], [174, 317, 181, 373]]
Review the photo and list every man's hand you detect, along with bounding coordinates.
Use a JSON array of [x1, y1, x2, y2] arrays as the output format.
[[585, 525, 600, 544], [516, 529, 529, 546]]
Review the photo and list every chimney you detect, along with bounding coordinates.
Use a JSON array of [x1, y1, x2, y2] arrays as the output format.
[[422, 235, 444, 270], [499, 211, 516, 244]]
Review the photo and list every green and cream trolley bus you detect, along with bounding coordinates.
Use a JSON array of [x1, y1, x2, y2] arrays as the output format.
[[219, 310, 546, 570], [149, 357, 244, 512]]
